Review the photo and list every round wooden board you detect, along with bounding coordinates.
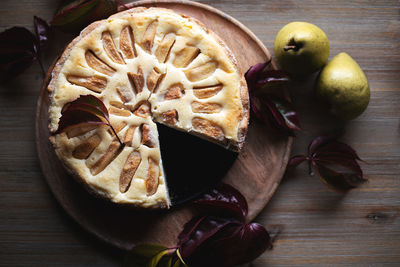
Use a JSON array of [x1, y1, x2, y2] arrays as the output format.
[[35, 0, 292, 250]]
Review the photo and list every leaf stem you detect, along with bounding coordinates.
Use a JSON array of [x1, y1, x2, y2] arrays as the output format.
[[283, 45, 298, 51], [308, 160, 314, 176], [108, 123, 124, 147], [115, 0, 130, 10]]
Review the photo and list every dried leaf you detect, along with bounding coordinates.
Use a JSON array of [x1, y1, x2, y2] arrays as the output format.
[[289, 135, 366, 192], [0, 27, 38, 84], [194, 183, 248, 221]]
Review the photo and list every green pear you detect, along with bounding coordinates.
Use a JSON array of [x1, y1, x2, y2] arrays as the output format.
[[274, 22, 329, 77], [315, 52, 370, 120]]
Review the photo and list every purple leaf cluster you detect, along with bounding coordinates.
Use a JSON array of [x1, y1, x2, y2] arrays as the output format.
[[125, 184, 272, 267], [245, 60, 301, 136], [0, 16, 50, 84], [177, 183, 272, 267], [289, 134, 367, 192]]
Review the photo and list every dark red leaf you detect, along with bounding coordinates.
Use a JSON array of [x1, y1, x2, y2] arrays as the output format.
[[56, 95, 124, 146], [251, 95, 300, 136], [114, 0, 130, 10], [194, 183, 248, 221], [51, 0, 117, 33], [313, 162, 366, 193], [308, 133, 340, 155], [316, 156, 362, 175], [177, 216, 205, 247], [0, 27, 38, 84], [249, 95, 276, 130], [185, 222, 271, 267], [274, 96, 301, 132], [288, 155, 307, 169], [51, 0, 99, 32], [255, 70, 289, 91], [244, 60, 271, 89], [178, 216, 236, 259], [314, 141, 361, 161], [62, 94, 109, 121], [56, 109, 106, 134], [246, 61, 299, 137], [88, 0, 117, 22], [289, 135, 366, 192], [245, 60, 289, 94], [34, 16, 51, 54]]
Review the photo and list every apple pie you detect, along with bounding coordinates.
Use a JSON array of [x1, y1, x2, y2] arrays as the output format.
[[47, 7, 249, 208]]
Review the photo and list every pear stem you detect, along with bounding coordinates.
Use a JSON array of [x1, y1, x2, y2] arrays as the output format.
[[284, 45, 298, 51]]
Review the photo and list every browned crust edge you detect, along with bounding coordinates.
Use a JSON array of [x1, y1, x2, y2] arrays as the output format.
[[180, 13, 249, 152], [49, 137, 168, 209]]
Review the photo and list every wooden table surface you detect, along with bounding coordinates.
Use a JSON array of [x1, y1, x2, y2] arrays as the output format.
[[1, 0, 399, 266]]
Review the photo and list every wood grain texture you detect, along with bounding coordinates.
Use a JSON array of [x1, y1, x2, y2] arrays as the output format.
[[1, 0, 399, 266]]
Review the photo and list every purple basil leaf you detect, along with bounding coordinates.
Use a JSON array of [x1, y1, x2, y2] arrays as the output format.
[[186, 222, 271, 267], [288, 155, 307, 169], [194, 183, 248, 221], [34, 16, 51, 54], [0, 27, 38, 84], [313, 162, 366, 193], [178, 216, 236, 259]]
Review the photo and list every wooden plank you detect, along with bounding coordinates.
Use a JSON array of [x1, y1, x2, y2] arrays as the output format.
[[0, 0, 399, 266]]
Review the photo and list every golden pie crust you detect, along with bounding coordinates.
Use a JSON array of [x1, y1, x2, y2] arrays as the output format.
[[47, 7, 249, 208]]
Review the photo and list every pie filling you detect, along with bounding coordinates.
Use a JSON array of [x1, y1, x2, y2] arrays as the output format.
[[48, 7, 248, 208]]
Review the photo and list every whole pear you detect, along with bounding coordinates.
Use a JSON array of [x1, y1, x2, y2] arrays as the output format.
[[315, 52, 370, 120], [274, 22, 329, 77]]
